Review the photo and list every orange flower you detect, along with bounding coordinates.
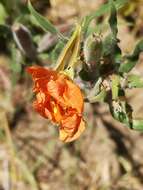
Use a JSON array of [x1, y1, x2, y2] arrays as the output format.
[[27, 66, 85, 142]]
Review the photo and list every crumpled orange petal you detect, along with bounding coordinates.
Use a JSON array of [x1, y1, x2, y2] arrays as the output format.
[[27, 66, 86, 142], [27, 66, 57, 80], [59, 118, 85, 142], [63, 79, 84, 113]]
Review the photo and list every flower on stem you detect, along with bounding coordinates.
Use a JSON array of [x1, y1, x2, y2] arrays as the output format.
[[27, 66, 85, 142]]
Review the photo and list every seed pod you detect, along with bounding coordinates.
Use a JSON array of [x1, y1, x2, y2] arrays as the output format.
[[83, 34, 102, 71]]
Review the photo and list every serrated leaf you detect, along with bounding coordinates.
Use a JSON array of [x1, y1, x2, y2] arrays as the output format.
[[127, 74, 143, 88], [28, 0, 60, 36], [82, 0, 128, 35], [119, 39, 143, 73]]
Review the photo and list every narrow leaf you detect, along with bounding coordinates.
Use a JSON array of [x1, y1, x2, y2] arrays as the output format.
[[88, 89, 107, 103], [82, 0, 128, 35], [111, 75, 120, 100], [11, 46, 22, 73], [87, 77, 102, 98], [119, 39, 143, 73], [55, 24, 81, 72], [109, 0, 118, 38], [28, 0, 58, 35], [10, 45, 22, 84], [0, 3, 7, 24], [110, 100, 133, 128], [119, 59, 135, 73], [50, 40, 65, 63], [132, 119, 143, 131], [127, 74, 143, 88], [130, 39, 143, 61]]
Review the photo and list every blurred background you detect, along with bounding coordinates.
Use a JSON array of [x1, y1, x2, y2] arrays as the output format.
[[0, 0, 143, 189]]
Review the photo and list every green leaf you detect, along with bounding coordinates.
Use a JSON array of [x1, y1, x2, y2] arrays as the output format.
[[28, 0, 60, 36], [88, 89, 107, 103], [102, 34, 114, 56], [0, 3, 7, 24], [109, 95, 143, 131], [109, 0, 118, 38], [130, 39, 143, 61], [119, 39, 143, 73], [0, 24, 11, 38], [103, 0, 121, 61], [82, 0, 128, 35], [10, 45, 23, 84], [102, 34, 121, 58], [111, 75, 120, 100], [127, 74, 143, 88], [119, 59, 135, 73], [110, 100, 133, 128], [11, 46, 22, 73], [88, 77, 102, 97], [1, 0, 17, 14], [132, 119, 143, 131], [55, 24, 81, 72], [50, 41, 65, 63], [38, 52, 49, 60]]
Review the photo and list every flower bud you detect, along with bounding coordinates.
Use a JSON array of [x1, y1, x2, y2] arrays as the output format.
[[83, 34, 102, 71]]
